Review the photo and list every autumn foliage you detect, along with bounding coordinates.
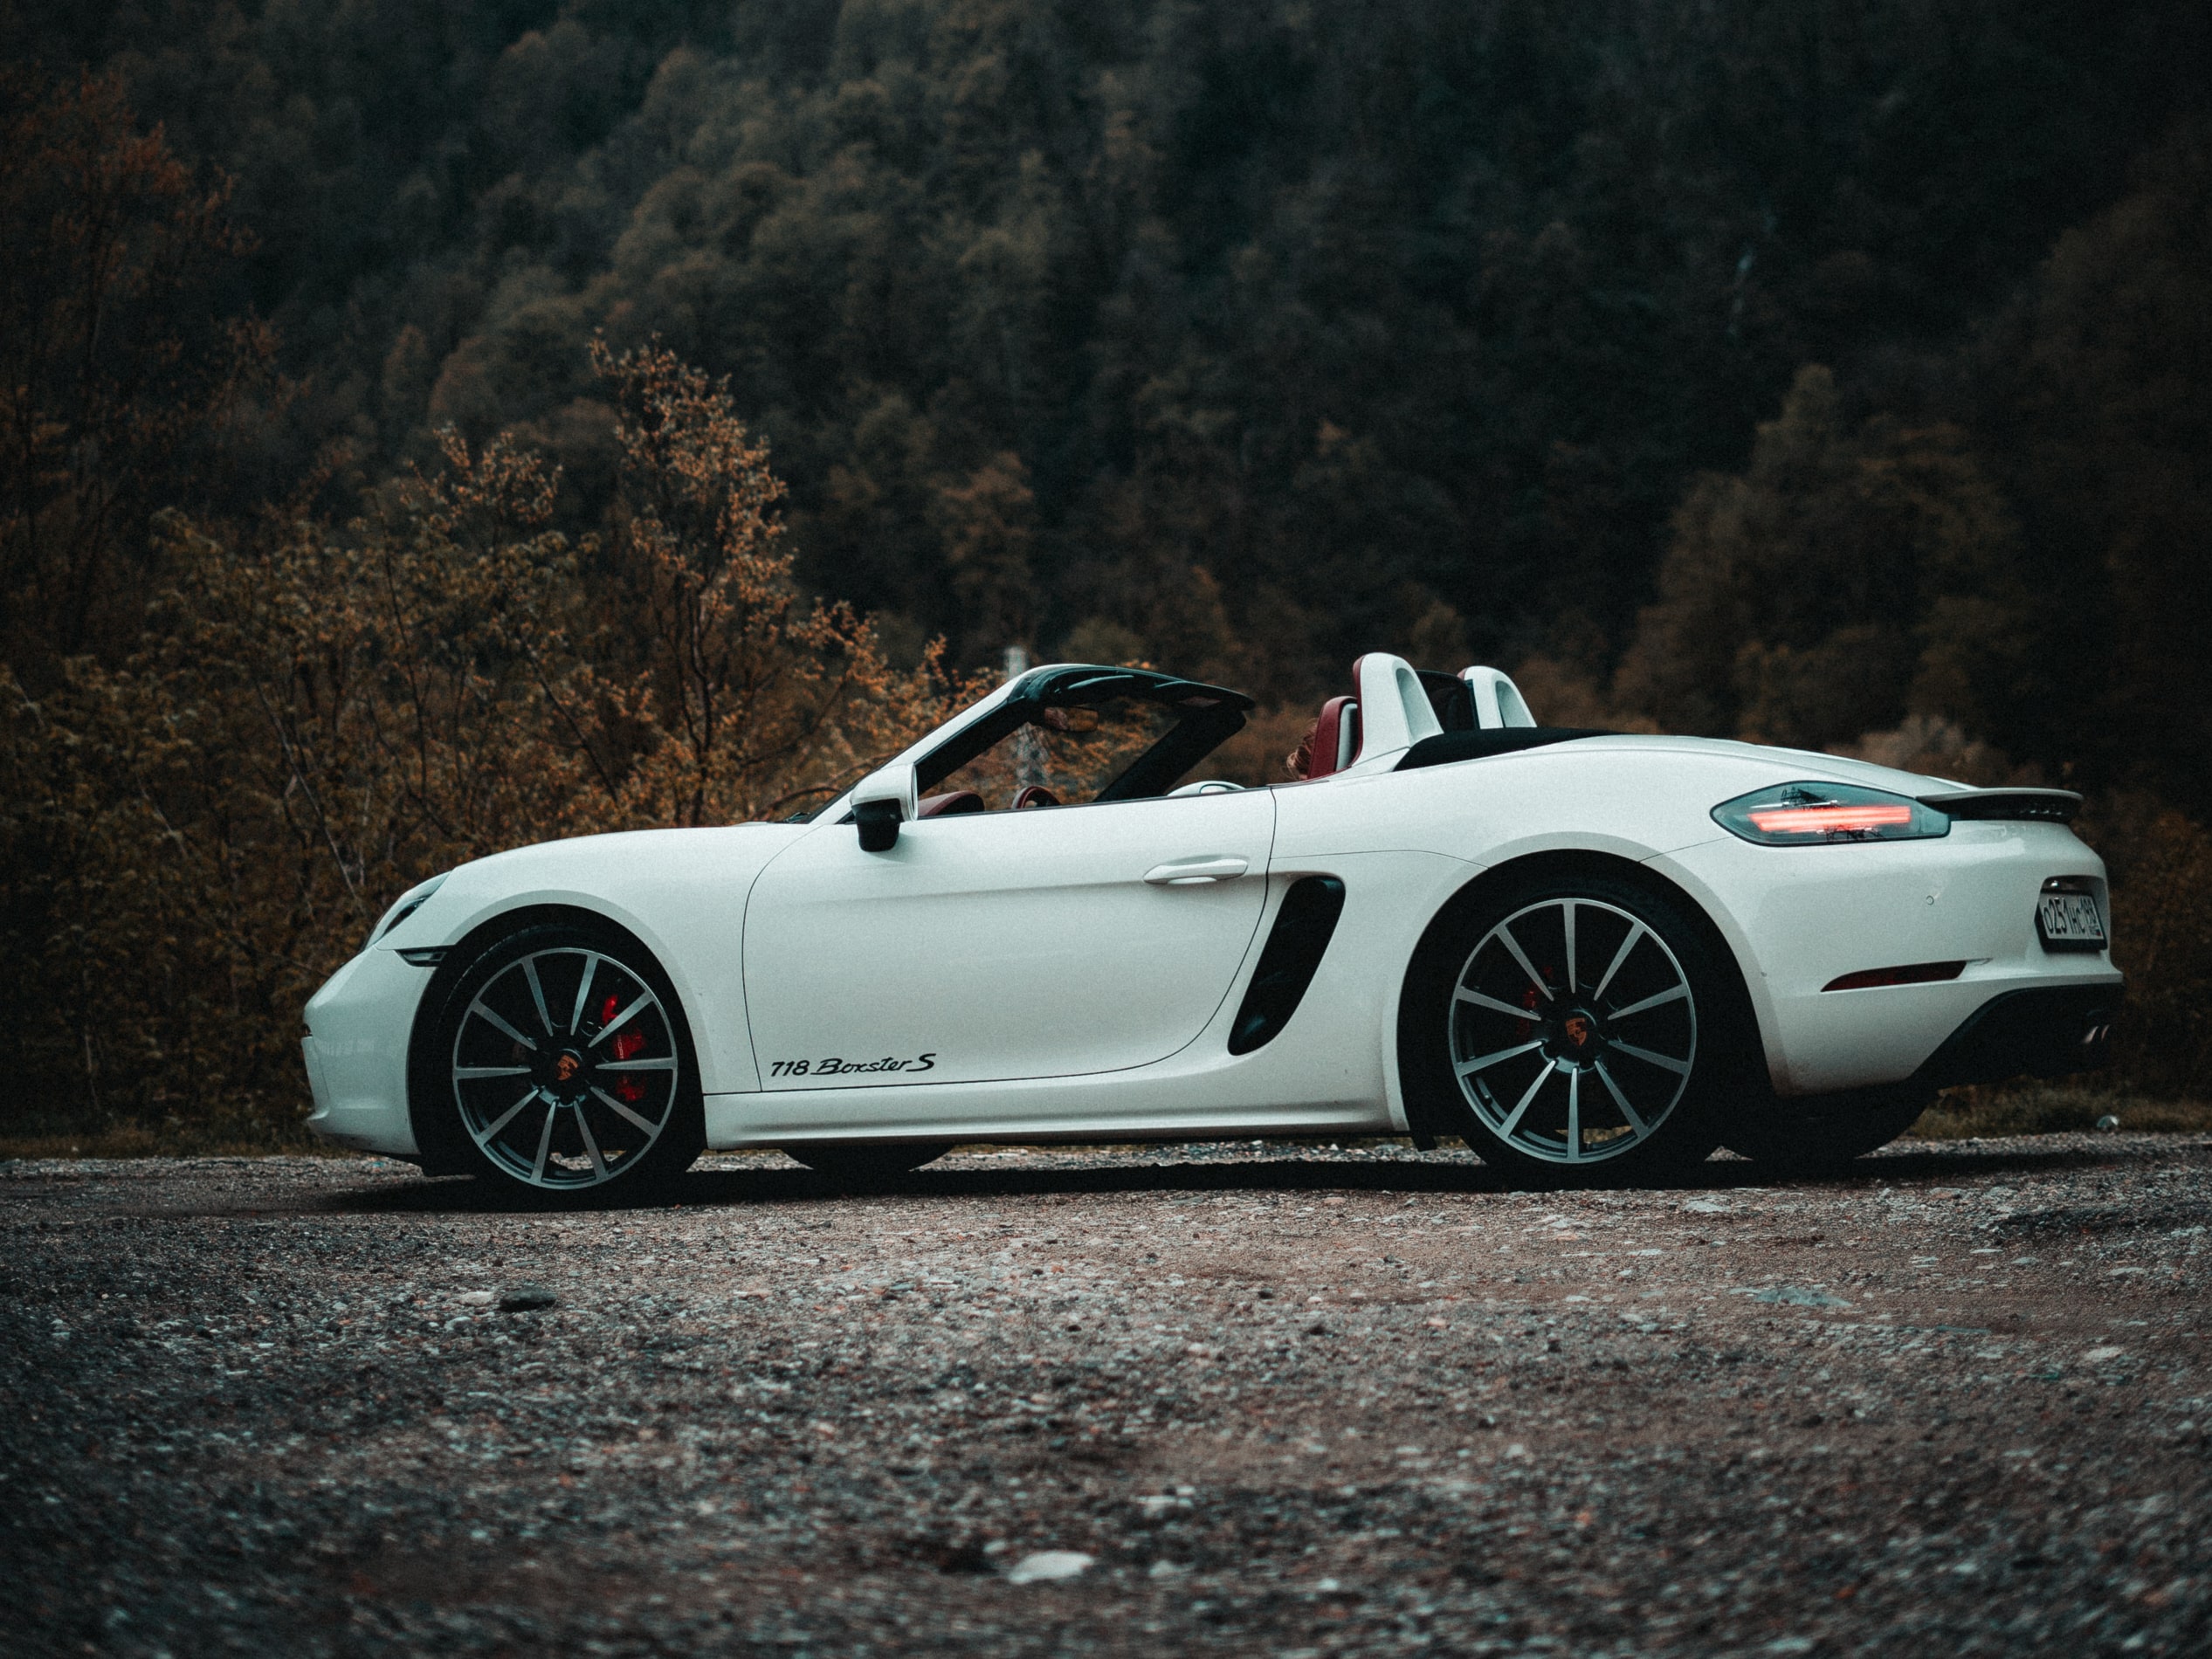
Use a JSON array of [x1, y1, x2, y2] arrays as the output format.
[[0, 341, 969, 1141]]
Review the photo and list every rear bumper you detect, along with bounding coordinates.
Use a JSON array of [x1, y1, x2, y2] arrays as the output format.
[[1657, 821, 2121, 1093], [1915, 984, 2120, 1089]]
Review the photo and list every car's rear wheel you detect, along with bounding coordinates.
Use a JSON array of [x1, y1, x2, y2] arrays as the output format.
[[1404, 872, 1745, 1185], [783, 1142, 951, 1183], [421, 921, 703, 1201]]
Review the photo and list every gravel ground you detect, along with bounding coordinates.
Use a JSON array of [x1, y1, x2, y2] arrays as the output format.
[[4, 1136, 2209, 1657]]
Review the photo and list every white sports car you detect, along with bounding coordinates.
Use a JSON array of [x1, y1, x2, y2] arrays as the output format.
[[302, 652, 2121, 1199]]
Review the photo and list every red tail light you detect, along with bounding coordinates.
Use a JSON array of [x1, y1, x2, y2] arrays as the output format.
[[1713, 782, 1949, 845], [1747, 802, 1916, 836]]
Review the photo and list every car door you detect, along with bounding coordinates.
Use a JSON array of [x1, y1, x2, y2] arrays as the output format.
[[741, 788, 1277, 1090]]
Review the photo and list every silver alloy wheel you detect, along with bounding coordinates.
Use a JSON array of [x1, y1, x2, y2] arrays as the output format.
[[449, 946, 681, 1190], [1449, 897, 1698, 1165]]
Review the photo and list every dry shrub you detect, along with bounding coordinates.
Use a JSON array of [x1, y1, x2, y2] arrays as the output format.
[[2076, 794, 2212, 1099], [1912, 1083, 2116, 1139], [0, 342, 971, 1141]]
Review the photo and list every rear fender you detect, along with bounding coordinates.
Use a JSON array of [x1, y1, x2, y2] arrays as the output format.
[[1395, 850, 1772, 1140]]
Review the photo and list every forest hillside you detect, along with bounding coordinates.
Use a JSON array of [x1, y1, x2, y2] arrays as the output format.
[[3, 0, 2209, 1138]]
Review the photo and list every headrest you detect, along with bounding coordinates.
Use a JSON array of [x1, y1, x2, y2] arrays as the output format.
[[1306, 696, 1361, 779]]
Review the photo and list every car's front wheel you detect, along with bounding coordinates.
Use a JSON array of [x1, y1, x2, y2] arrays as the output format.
[[420, 921, 703, 1201], [1404, 872, 1747, 1185]]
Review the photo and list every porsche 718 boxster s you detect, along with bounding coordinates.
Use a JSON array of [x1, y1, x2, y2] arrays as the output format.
[[302, 652, 2121, 1198]]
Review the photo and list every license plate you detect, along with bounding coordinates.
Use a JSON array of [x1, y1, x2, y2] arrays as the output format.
[[2037, 891, 2106, 951]]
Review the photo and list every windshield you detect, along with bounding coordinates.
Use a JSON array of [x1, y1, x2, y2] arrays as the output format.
[[930, 694, 1176, 809], [896, 665, 1254, 815]]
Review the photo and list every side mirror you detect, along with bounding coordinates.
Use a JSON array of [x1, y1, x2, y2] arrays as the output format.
[[851, 761, 920, 852]]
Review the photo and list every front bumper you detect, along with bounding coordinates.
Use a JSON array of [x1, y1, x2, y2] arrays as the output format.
[[301, 947, 433, 1156]]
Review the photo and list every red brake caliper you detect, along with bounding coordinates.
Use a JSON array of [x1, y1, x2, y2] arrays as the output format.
[[601, 992, 647, 1100]]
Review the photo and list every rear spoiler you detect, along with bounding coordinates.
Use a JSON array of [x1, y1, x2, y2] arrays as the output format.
[[1917, 787, 2082, 824]]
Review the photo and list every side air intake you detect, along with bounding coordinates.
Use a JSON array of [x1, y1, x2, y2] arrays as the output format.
[[1227, 877, 1347, 1055]]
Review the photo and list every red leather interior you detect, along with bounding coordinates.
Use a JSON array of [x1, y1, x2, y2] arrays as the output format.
[[1306, 695, 1361, 780], [1010, 784, 1060, 809], [916, 790, 987, 817]]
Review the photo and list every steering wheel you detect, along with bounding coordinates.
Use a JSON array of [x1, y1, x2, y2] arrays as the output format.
[[1010, 784, 1060, 810]]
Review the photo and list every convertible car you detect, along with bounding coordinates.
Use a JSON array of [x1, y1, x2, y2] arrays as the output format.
[[302, 652, 2121, 1199]]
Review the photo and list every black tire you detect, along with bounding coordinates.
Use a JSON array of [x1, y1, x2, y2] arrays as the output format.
[[416, 920, 704, 1201], [783, 1142, 952, 1183], [1724, 1083, 1933, 1176], [1402, 870, 1752, 1187]]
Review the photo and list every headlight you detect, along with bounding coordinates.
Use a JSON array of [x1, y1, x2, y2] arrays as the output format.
[[1712, 782, 1950, 845], [369, 872, 449, 947]]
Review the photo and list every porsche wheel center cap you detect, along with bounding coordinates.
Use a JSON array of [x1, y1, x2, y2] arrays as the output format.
[[546, 1049, 589, 1099], [1545, 1007, 1608, 1066]]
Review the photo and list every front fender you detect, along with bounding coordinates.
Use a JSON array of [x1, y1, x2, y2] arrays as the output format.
[[379, 823, 807, 1096]]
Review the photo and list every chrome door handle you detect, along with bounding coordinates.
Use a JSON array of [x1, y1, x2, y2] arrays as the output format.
[[1143, 856, 1249, 885]]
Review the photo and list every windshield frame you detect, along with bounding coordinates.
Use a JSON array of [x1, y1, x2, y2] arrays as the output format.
[[801, 664, 1255, 823]]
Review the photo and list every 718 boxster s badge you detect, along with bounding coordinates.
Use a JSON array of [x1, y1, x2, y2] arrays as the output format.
[[303, 653, 2120, 1198]]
